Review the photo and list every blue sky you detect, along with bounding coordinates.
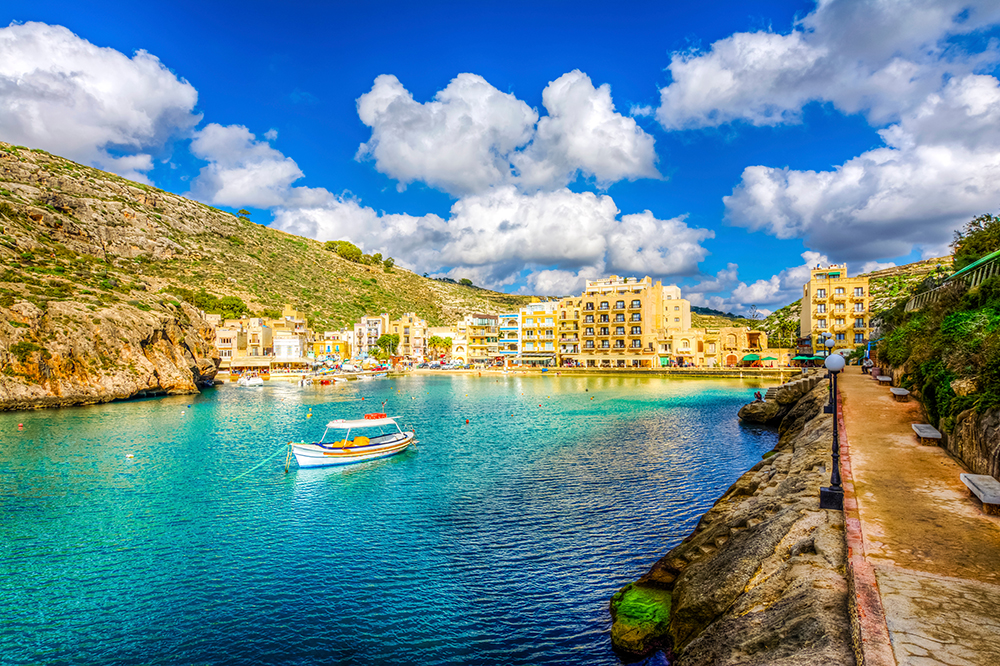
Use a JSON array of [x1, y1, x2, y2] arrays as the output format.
[[4, 1, 1000, 313]]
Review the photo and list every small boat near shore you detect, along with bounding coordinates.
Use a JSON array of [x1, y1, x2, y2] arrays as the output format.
[[288, 413, 414, 468], [237, 375, 264, 387]]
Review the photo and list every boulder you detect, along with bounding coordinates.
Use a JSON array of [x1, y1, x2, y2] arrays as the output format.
[[738, 400, 787, 425]]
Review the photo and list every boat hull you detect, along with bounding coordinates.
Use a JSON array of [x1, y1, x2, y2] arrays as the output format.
[[291, 432, 414, 468]]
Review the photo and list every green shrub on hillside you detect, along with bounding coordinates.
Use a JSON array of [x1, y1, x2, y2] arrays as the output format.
[[324, 240, 363, 263], [952, 213, 1000, 270]]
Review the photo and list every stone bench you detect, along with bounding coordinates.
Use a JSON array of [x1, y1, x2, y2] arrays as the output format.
[[876, 375, 893, 386], [890, 388, 910, 402], [960, 474, 1000, 516], [912, 424, 942, 444]]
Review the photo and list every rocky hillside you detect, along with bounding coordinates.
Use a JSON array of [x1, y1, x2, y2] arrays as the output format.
[[0, 142, 531, 409], [865, 256, 952, 314]]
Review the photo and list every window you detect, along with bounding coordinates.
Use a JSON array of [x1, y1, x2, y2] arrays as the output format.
[[708, 343, 716, 353], [615, 300, 625, 309], [600, 340, 610, 348], [855, 318, 865, 328], [674, 317, 680, 322], [855, 333, 865, 343], [818, 318, 827, 327], [674, 306, 680, 311], [854, 287, 864, 296], [615, 313, 625, 322], [818, 304, 826, 313], [599, 314, 609, 323], [631, 339, 641, 348], [599, 327, 609, 336], [584, 314, 594, 323], [585, 341, 594, 349], [615, 326, 625, 335], [681, 339, 690, 349], [614, 340, 625, 348], [835, 287, 844, 294], [631, 326, 641, 335], [854, 303, 864, 312], [631, 313, 641, 322], [836, 333, 845, 341], [817, 289, 826, 297], [585, 303, 594, 311], [599, 301, 609, 310], [631, 299, 641, 308], [585, 327, 594, 335], [835, 318, 844, 325], [836, 303, 845, 311]]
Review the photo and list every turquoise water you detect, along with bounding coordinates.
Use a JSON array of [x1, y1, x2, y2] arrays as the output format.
[[0, 374, 777, 665]]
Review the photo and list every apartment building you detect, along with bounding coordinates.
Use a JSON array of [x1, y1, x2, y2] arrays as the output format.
[[449, 319, 469, 364], [799, 264, 871, 353], [557, 297, 582, 364], [353, 314, 389, 358], [466, 313, 499, 364], [658, 327, 768, 367], [497, 312, 520, 364], [390, 313, 429, 361], [519, 301, 558, 366], [576, 275, 692, 368]]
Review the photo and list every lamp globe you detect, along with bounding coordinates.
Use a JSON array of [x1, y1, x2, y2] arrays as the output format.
[[825, 354, 846, 372], [825, 338, 836, 348]]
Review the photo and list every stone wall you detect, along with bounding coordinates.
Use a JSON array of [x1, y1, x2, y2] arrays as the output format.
[[610, 383, 855, 665]]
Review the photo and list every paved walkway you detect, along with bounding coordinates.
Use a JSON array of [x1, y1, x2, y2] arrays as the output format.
[[839, 368, 1000, 666]]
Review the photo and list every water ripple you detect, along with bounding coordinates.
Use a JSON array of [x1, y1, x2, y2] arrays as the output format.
[[0, 374, 777, 665]]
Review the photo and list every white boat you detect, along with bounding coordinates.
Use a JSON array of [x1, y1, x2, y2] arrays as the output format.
[[238, 375, 264, 387], [288, 414, 414, 468]]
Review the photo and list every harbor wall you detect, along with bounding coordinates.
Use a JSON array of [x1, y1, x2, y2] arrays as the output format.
[[609, 382, 855, 665]]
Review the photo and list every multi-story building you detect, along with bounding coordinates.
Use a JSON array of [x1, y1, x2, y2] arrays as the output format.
[[497, 312, 520, 365], [390, 313, 429, 361], [449, 320, 469, 364], [518, 301, 558, 366], [577, 275, 692, 368], [556, 297, 582, 365], [314, 329, 352, 361], [466, 314, 499, 365], [353, 314, 389, 358], [800, 264, 871, 354]]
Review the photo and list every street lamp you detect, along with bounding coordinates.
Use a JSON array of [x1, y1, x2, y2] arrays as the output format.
[[820, 352, 846, 510]]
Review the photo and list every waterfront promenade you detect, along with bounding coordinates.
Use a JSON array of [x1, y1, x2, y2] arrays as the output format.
[[839, 369, 1000, 666]]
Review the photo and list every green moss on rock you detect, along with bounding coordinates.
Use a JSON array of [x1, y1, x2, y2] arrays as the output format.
[[610, 582, 672, 657]]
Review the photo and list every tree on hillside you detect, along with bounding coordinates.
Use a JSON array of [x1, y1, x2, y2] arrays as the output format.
[[323, 240, 364, 263], [383, 257, 395, 271], [747, 305, 762, 330], [459, 278, 474, 287], [237, 209, 251, 221], [952, 213, 1000, 270]]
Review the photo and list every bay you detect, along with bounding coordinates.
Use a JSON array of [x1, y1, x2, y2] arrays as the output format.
[[0, 373, 777, 665]]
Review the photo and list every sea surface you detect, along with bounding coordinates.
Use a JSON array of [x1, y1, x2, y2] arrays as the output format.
[[0, 373, 778, 665]]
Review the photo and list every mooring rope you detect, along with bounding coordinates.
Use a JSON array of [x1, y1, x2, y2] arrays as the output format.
[[229, 442, 291, 481]]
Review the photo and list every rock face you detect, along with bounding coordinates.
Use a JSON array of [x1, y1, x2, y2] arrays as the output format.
[[611, 384, 855, 665], [950, 407, 1000, 479], [0, 300, 217, 410], [737, 399, 785, 425]]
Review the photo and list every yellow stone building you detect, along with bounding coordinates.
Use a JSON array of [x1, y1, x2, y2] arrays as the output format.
[[575, 276, 692, 368], [389, 313, 429, 361], [799, 263, 872, 354], [519, 301, 558, 366]]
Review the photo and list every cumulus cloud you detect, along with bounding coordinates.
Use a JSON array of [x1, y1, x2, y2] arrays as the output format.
[[657, 0, 1000, 129], [686, 252, 830, 315], [725, 73, 1000, 260], [356, 73, 537, 196], [187, 123, 323, 208], [271, 186, 710, 291], [356, 70, 658, 196], [0, 21, 200, 181]]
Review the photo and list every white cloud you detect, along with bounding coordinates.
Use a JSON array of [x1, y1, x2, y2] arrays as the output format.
[[271, 186, 711, 291], [725, 73, 1000, 261], [857, 260, 896, 274], [356, 73, 537, 196], [687, 252, 829, 315], [356, 70, 658, 196], [512, 70, 659, 190], [0, 21, 200, 181], [187, 123, 332, 209], [657, 0, 1000, 129]]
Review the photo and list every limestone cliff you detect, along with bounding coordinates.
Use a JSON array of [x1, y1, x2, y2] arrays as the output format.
[[610, 384, 854, 665], [1, 299, 217, 410]]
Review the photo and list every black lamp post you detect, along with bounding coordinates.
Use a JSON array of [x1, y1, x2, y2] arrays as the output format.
[[820, 351, 845, 510]]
